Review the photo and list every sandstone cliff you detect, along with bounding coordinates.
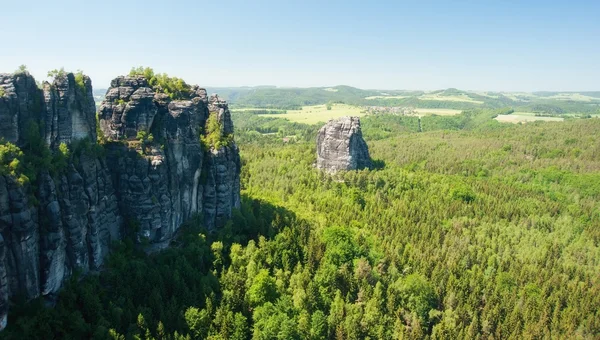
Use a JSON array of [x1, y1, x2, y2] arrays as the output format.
[[98, 76, 241, 242], [316, 116, 371, 173], [0, 71, 240, 330]]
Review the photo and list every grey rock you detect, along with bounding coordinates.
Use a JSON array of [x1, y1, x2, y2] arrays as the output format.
[[0, 73, 44, 144], [43, 73, 97, 148], [0, 71, 241, 331], [316, 116, 371, 173], [99, 76, 240, 242]]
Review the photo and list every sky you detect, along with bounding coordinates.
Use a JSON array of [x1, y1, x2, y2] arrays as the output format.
[[2, 0, 599, 91]]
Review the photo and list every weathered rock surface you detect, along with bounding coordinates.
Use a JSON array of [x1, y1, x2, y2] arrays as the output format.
[[98, 76, 241, 242], [0, 72, 241, 330], [43, 73, 97, 147], [316, 116, 371, 172]]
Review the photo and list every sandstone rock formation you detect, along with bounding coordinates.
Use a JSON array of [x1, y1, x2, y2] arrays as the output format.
[[98, 76, 241, 241], [316, 116, 371, 172], [0, 71, 241, 330]]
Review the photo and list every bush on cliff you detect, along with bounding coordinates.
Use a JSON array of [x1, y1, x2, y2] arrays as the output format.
[[129, 66, 192, 100], [201, 112, 234, 150]]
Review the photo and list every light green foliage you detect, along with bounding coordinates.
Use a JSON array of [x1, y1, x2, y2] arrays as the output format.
[[184, 306, 211, 339], [247, 269, 278, 308], [15, 64, 28, 74], [129, 66, 192, 100], [0, 141, 27, 184], [136, 130, 148, 141], [393, 274, 438, 325], [0, 87, 6, 97], [200, 112, 233, 150], [74, 70, 86, 92], [252, 297, 299, 339], [47, 67, 67, 80]]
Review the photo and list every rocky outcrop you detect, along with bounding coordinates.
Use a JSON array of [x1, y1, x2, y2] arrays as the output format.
[[0, 71, 122, 330], [0, 72, 44, 145], [43, 73, 97, 148], [316, 116, 371, 172], [0, 72, 96, 148], [98, 76, 240, 242], [0, 71, 241, 330]]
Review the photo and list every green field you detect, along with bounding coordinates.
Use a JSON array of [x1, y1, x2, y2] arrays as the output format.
[[364, 95, 408, 100], [419, 93, 484, 104], [413, 108, 463, 116], [495, 113, 564, 123], [548, 93, 599, 102], [259, 103, 364, 124]]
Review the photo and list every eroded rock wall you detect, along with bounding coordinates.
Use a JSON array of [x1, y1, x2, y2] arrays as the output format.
[[0, 72, 241, 330], [98, 76, 241, 243]]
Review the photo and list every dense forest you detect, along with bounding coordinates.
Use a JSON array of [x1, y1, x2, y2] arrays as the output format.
[[3, 109, 600, 339]]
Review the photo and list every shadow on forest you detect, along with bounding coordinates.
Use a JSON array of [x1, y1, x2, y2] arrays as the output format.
[[3, 193, 305, 339], [371, 158, 386, 170]]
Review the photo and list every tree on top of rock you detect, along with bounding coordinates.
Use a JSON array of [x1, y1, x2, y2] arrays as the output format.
[[129, 66, 192, 100]]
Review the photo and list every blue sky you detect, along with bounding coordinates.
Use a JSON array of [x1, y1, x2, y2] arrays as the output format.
[[2, 0, 599, 91]]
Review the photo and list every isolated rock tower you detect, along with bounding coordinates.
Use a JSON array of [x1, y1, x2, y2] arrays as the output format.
[[316, 116, 371, 173]]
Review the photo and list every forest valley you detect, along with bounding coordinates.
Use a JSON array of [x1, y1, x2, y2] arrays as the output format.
[[3, 108, 600, 339]]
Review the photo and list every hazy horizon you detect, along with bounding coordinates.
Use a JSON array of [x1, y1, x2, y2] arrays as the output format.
[[2, 0, 599, 92]]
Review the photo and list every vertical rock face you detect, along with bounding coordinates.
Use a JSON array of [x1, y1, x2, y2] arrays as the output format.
[[0, 73, 44, 144], [42, 73, 97, 148], [0, 72, 122, 330], [98, 76, 241, 243], [0, 71, 241, 330], [316, 116, 372, 173]]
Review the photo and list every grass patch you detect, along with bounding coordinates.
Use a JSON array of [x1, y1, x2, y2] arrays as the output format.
[[364, 95, 408, 100], [413, 108, 462, 116], [495, 114, 564, 123], [419, 93, 484, 104], [259, 103, 364, 124]]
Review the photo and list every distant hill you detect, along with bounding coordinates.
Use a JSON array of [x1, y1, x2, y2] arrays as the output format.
[[93, 85, 600, 115], [206, 85, 600, 114]]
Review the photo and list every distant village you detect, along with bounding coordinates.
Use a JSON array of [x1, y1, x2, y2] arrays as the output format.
[[363, 106, 417, 115]]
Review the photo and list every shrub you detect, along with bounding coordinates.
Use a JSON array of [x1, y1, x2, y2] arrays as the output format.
[[47, 68, 67, 80], [200, 112, 233, 150], [129, 66, 191, 100], [15, 65, 28, 74], [74, 70, 86, 92]]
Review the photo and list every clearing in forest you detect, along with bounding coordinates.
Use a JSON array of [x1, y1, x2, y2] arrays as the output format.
[[495, 113, 564, 123], [419, 93, 484, 104], [413, 108, 462, 116], [259, 104, 364, 124]]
